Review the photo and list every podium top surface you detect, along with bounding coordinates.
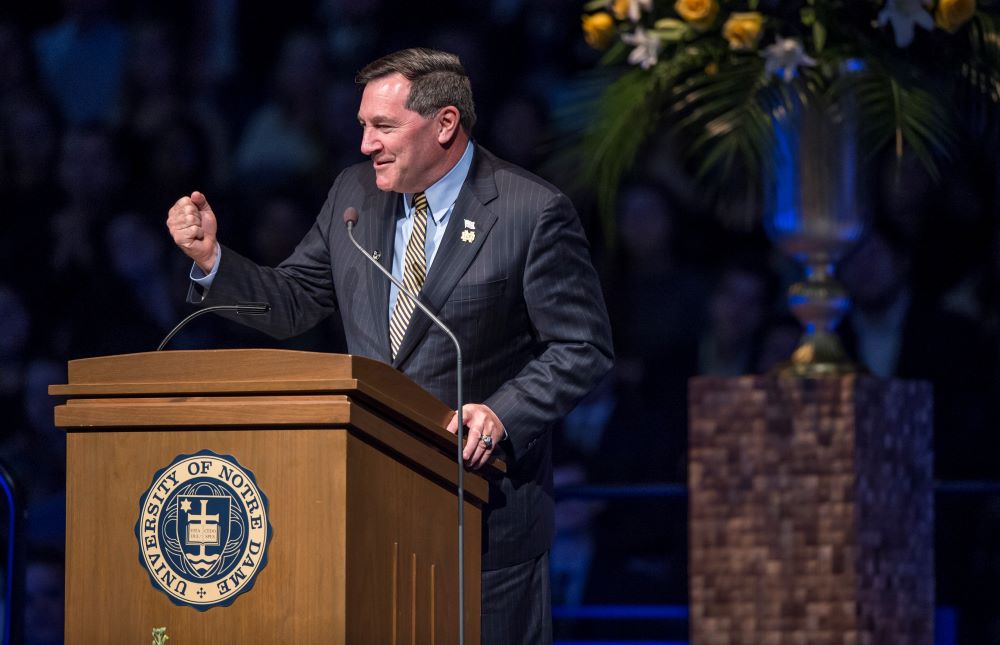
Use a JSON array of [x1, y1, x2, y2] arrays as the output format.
[[57, 349, 431, 397], [51, 349, 505, 475], [57, 348, 417, 388]]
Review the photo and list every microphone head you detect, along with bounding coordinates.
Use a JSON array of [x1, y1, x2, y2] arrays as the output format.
[[343, 207, 359, 227]]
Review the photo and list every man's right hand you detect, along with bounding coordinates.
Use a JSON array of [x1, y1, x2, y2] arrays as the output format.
[[167, 191, 219, 273]]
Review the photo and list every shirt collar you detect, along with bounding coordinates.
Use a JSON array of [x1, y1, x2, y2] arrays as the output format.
[[404, 140, 474, 224]]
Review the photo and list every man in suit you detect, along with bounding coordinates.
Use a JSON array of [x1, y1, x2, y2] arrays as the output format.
[[166, 48, 613, 643]]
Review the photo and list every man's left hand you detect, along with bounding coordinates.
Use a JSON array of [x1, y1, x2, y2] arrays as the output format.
[[446, 404, 505, 470]]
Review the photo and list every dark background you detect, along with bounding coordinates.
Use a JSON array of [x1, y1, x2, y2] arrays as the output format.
[[2, 0, 999, 643]]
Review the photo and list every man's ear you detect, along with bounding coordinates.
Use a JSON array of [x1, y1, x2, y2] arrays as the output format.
[[436, 106, 461, 144]]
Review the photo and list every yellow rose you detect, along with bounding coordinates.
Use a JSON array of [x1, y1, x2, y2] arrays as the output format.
[[935, 0, 976, 32], [612, 0, 630, 21], [582, 12, 616, 49], [722, 12, 764, 50], [674, 0, 719, 30]]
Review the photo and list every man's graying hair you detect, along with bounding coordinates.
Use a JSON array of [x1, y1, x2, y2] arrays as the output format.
[[357, 48, 477, 133]]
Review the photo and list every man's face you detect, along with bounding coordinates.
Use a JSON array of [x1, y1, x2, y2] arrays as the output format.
[[358, 73, 444, 193]]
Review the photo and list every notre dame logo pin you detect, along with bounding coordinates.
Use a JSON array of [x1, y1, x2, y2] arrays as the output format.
[[135, 450, 272, 610]]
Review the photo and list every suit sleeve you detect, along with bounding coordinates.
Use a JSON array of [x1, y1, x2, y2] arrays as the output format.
[[189, 184, 340, 340], [484, 192, 614, 461]]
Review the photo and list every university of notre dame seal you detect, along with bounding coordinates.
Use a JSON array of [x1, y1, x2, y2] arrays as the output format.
[[135, 450, 272, 610]]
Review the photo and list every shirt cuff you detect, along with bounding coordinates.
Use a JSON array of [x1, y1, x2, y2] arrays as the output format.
[[189, 244, 222, 287]]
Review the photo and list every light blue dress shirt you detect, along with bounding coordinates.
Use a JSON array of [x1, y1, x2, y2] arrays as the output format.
[[387, 140, 474, 320]]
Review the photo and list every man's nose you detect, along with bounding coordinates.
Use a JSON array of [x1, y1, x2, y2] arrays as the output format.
[[360, 128, 381, 156]]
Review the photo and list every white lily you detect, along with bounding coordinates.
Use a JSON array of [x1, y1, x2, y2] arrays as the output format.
[[877, 0, 935, 47], [762, 37, 818, 82], [629, 0, 653, 22], [623, 27, 662, 69]]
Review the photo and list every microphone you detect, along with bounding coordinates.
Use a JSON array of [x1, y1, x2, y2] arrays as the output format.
[[343, 206, 469, 645], [156, 303, 271, 351]]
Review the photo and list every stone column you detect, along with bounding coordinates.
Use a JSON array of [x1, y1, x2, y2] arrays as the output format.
[[688, 376, 934, 645]]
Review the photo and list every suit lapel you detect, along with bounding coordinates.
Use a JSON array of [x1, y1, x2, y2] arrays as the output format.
[[363, 189, 400, 363], [391, 148, 499, 368]]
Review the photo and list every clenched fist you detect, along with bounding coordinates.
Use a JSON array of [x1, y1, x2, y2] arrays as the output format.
[[167, 191, 219, 273]]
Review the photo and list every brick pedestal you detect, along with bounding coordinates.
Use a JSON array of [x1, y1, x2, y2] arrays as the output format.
[[688, 376, 934, 645]]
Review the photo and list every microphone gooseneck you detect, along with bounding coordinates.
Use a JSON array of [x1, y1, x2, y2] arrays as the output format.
[[156, 303, 271, 351], [344, 208, 467, 645]]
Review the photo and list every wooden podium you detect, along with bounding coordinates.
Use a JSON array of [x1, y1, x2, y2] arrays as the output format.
[[51, 349, 493, 644]]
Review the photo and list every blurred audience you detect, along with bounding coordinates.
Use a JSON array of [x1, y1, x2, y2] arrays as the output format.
[[697, 257, 775, 376], [0, 1, 998, 641], [25, 546, 64, 645], [839, 223, 993, 479], [754, 314, 802, 374], [0, 91, 61, 275], [0, 286, 31, 427], [608, 181, 708, 360], [32, 0, 127, 126], [0, 22, 38, 95], [234, 31, 331, 196], [487, 93, 548, 172], [551, 452, 605, 610]]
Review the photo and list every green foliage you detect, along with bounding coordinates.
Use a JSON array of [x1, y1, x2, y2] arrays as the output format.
[[831, 68, 957, 181], [963, 13, 1000, 119], [570, 0, 1000, 227], [577, 66, 671, 244], [671, 55, 776, 186]]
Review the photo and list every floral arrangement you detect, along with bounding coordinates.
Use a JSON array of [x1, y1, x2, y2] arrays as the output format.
[[576, 0, 1000, 218]]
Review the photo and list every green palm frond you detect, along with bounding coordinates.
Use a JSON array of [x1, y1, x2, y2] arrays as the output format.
[[670, 56, 779, 188], [960, 13, 1000, 133], [576, 63, 677, 240], [831, 67, 957, 180], [968, 11, 1000, 70]]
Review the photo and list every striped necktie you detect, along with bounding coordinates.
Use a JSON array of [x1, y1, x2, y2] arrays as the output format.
[[389, 192, 429, 358]]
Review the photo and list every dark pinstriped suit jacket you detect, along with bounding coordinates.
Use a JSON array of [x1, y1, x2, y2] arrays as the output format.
[[197, 145, 613, 570]]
